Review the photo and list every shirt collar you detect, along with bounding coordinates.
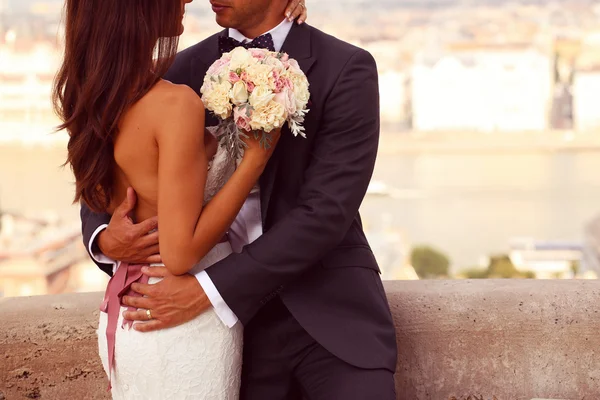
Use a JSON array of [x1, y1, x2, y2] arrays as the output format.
[[228, 19, 293, 52]]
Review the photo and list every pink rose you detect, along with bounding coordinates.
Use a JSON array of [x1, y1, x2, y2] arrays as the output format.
[[287, 59, 303, 75], [229, 71, 241, 83], [273, 78, 286, 93], [275, 88, 296, 115], [234, 106, 252, 132], [214, 64, 227, 76], [270, 70, 286, 93], [240, 72, 255, 92], [208, 56, 231, 75], [249, 48, 266, 60], [284, 77, 293, 90], [207, 64, 219, 76]]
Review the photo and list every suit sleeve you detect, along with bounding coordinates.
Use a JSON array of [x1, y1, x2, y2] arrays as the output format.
[[80, 204, 113, 276], [207, 49, 380, 325]]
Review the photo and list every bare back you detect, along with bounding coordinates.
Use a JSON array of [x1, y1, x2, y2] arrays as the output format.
[[107, 77, 271, 276], [109, 80, 217, 223]]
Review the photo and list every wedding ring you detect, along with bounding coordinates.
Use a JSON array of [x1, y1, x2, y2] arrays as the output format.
[[146, 309, 153, 320], [299, 2, 305, 9]]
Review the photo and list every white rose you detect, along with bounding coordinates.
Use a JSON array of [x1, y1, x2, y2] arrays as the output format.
[[229, 47, 254, 70], [293, 77, 310, 110], [263, 54, 284, 67], [250, 100, 287, 132], [200, 80, 212, 95], [229, 81, 249, 106], [249, 85, 275, 109]]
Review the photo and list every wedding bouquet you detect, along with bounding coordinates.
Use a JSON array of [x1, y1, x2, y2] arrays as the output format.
[[200, 47, 310, 159]]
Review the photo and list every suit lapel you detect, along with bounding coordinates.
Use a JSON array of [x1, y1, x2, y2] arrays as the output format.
[[260, 24, 316, 225], [280, 24, 317, 76], [190, 29, 228, 91]]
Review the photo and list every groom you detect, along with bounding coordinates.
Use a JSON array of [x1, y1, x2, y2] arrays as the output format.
[[81, 0, 398, 398]]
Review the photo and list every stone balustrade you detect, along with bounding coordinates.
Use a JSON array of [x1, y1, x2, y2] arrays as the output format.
[[2, 280, 600, 399]]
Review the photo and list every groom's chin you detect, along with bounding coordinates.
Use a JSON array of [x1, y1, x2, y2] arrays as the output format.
[[212, 7, 236, 29], [214, 15, 232, 29]]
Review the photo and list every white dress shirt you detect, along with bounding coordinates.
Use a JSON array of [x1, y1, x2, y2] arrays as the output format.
[[89, 18, 294, 328]]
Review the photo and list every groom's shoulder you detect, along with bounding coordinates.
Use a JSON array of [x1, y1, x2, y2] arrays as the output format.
[[306, 25, 374, 65]]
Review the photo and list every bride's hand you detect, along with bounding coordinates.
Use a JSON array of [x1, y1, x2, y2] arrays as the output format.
[[285, 0, 307, 24], [241, 127, 282, 167]]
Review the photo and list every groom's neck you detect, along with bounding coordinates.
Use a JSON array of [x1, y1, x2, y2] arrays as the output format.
[[237, 5, 287, 39]]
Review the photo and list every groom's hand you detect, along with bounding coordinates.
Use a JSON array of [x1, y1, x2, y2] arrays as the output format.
[[97, 187, 161, 264], [122, 266, 212, 332]]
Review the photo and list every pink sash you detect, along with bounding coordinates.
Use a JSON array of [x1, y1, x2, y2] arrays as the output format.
[[99, 263, 149, 390], [98, 235, 228, 390]]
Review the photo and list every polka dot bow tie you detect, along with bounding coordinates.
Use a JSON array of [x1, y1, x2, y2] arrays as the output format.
[[218, 33, 276, 55]]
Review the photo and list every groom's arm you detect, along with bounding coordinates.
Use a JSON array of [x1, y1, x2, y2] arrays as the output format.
[[207, 49, 380, 325], [80, 203, 114, 276], [80, 190, 161, 276]]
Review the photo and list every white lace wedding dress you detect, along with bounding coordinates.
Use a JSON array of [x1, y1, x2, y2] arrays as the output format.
[[97, 140, 243, 400]]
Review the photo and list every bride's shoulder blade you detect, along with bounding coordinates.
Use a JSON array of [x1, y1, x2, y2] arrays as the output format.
[[142, 80, 204, 121], [144, 80, 205, 137], [116, 80, 204, 150]]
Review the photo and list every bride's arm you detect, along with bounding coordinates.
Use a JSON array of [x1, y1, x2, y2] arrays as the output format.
[[156, 86, 275, 276]]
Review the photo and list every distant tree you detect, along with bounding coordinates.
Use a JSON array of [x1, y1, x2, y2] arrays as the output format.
[[570, 260, 580, 277], [487, 255, 520, 278], [461, 267, 489, 279], [410, 245, 450, 279], [459, 255, 536, 279], [521, 271, 536, 279]]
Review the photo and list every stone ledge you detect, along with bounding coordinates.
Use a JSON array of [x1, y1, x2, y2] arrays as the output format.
[[0, 292, 108, 399], [2, 280, 600, 399]]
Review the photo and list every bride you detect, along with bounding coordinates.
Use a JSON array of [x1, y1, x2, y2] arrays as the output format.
[[52, 0, 306, 398]]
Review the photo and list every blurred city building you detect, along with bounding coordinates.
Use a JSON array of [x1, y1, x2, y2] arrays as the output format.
[[0, 40, 59, 123], [583, 215, 600, 276], [508, 237, 584, 280], [1, 0, 600, 295], [0, 213, 107, 297], [571, 32, 600, 132], [412, 45, 553, 132]]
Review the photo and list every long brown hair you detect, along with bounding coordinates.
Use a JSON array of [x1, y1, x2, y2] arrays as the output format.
[[53, 0, 181, 212]]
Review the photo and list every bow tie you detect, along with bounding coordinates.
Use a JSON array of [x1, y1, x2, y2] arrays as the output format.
[[218, 33, 276, 55]]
